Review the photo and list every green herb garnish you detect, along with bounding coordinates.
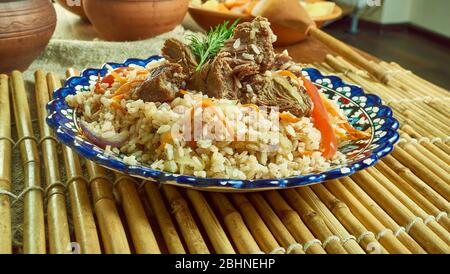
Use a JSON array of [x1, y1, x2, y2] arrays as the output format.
[[188, 20, 239, 71]]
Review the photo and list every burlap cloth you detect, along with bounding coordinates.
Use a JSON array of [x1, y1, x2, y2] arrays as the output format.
[[10, 4, 202, 251]]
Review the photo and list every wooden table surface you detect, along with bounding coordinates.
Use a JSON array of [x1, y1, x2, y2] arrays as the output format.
[[278, 36, 379, 64]]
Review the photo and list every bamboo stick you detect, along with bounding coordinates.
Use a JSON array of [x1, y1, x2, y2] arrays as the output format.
[[413, 142, 450, 172], [0, 74, 12, 254], [401, 119, 446, 140], [366, 168, 450, 245], [230, 194, 284, 254], [65, 54, 129, 254], [34, 70, 71, 254], [410, 102, 450, 123], [85, 163, 130, 253], [247, 193, 304, 254], [433, 142, 450, 156], [427, 101, 450, 118], [185, 190, 235, 254], [47, 72, 101, 254], [381, 156, 450, 215], [379, 62, 446, 98], [418, 141, 450, 168], [330, 55, 440, 102], [396, 111, 448, 138], [352, 170, 449, 254], [391, 146, 450, 200], [417, 101, 450, 120], [162, 185, 209, 254], [10, 71, 45, 254], [392, 105, 450, 135], [407, 102, 449, 131], [375, 161, 450, 231], [281, 189, 347, 254], [264, 191, 326, 254], [114, 174, 161, 254], [335, 177, 427, 254], [296, 187, 367, 254], [398, 136, 449, 173], [324, 181, 412, 254], [400, 125, 450, 157], [209, 193, 261, 254], [143, 182, 185, 254], [328, 56, 412, 101], [324, 56, 402, 102], [387, 62, 449, 95]]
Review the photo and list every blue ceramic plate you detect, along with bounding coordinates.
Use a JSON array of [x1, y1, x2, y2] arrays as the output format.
[[47, 56, 399, 192]]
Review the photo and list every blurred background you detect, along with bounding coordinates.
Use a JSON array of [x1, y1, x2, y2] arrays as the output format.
[[329, 0, 450, 89], [2, 0, 449, 89]]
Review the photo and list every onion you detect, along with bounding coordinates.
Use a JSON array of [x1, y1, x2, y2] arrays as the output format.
[[80, 120, 129, 148]]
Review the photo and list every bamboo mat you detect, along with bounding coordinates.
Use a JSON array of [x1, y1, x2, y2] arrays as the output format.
[[0, 55, 449, 254]]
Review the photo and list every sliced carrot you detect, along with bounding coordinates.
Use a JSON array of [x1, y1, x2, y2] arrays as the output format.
[[279, 112, 300, 123], [94, 73, 105, 94], [136, 69, 149, 76], [179, 89, 189, 95], [321, 95, 371, 140], [110, 101, 125, 112], [157, 132, 173, 151], [111, 94, 125, 101], [112, 79, 144, 97], [110, 71, 128, 85], [276, 70, 301, 85], [201, 98, 215, 108]]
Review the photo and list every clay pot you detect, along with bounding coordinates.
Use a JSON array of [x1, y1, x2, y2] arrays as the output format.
[[189, 4, 342, 46], [0, 0, 56, 73], [83, 0, 189, 41], [56, 0, 89, 20]]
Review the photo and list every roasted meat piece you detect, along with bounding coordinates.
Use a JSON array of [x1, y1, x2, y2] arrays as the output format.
[[132, 63, 187, 103], [159, 17, 312, 117], [187, 17, 278, 99], [162, 38, 198, 77], [195, 52, 241, 100], [242, 74, 311, 117], [222, 17, 277, 73]]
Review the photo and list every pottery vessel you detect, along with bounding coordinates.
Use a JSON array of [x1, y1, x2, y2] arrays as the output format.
[[0, 0, 56, 73], [83, 0, 189, 41], [189, 4, 342, 46]]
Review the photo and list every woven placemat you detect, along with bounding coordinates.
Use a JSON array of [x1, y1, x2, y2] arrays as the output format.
[[0, 55, 449, 254]]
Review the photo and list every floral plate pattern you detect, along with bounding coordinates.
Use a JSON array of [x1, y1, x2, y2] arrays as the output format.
[[46, 56, 399, 191]]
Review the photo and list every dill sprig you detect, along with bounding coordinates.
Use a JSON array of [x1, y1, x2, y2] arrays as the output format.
[[188, 20, 239, 71]]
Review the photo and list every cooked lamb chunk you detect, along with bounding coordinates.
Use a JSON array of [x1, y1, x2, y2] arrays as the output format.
[[132, 63, 187, 103], [242, 74, 311, 117], [155, 17, 311, 117], [273, 50, 294, 69], [189, 52, 240, 100], [188, 17, 277, 99], [221, 17, 277, 73], [162, 38, 198, 77]]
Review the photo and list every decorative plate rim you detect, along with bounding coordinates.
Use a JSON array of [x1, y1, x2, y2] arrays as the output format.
[[46, 55, 399, 191]]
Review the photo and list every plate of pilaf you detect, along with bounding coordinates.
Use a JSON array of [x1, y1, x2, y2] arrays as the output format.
[[47, 18, 398, 191]]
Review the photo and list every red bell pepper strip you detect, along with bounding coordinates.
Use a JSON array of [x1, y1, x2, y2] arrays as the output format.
[[301, 76, 337, 159], [101, 74, 115, 87]]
